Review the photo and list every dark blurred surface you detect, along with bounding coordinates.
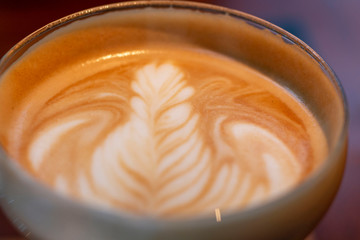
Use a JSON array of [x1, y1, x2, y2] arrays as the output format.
[[0, 0, 359, 239]]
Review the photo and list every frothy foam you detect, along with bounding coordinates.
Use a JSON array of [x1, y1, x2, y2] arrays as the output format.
[[0, 48, 327, 217], [27, 61, 302, 215]]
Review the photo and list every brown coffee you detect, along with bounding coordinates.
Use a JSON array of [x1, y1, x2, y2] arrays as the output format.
[[0, 8, 327, 218]]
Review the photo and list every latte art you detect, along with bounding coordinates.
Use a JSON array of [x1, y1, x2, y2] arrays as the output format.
[[26, 61, 302, 216], [0, 45, 327, 217]]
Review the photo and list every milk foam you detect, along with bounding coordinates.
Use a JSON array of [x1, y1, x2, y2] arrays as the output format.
[[20, 61, 306, 217], [0, 6, 330, 219]]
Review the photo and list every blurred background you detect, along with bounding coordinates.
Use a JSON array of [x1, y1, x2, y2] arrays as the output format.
[[0, 0, 359, 239]]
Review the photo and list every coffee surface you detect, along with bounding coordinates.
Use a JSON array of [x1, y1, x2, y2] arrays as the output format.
[[0, 9, 327, 218]]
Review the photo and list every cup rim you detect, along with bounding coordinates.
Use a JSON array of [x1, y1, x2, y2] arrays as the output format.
[[0, 0, 349, 230]]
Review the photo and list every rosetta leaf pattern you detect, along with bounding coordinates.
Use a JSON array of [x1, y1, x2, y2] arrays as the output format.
[[90, 63, 212, 215]]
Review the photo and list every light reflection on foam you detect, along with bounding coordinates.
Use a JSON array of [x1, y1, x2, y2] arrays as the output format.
[[81, 50, 147, 67], [215, 208, 222, 222]]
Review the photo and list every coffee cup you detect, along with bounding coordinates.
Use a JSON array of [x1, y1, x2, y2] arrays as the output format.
[[0, 1, 348, 239]]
